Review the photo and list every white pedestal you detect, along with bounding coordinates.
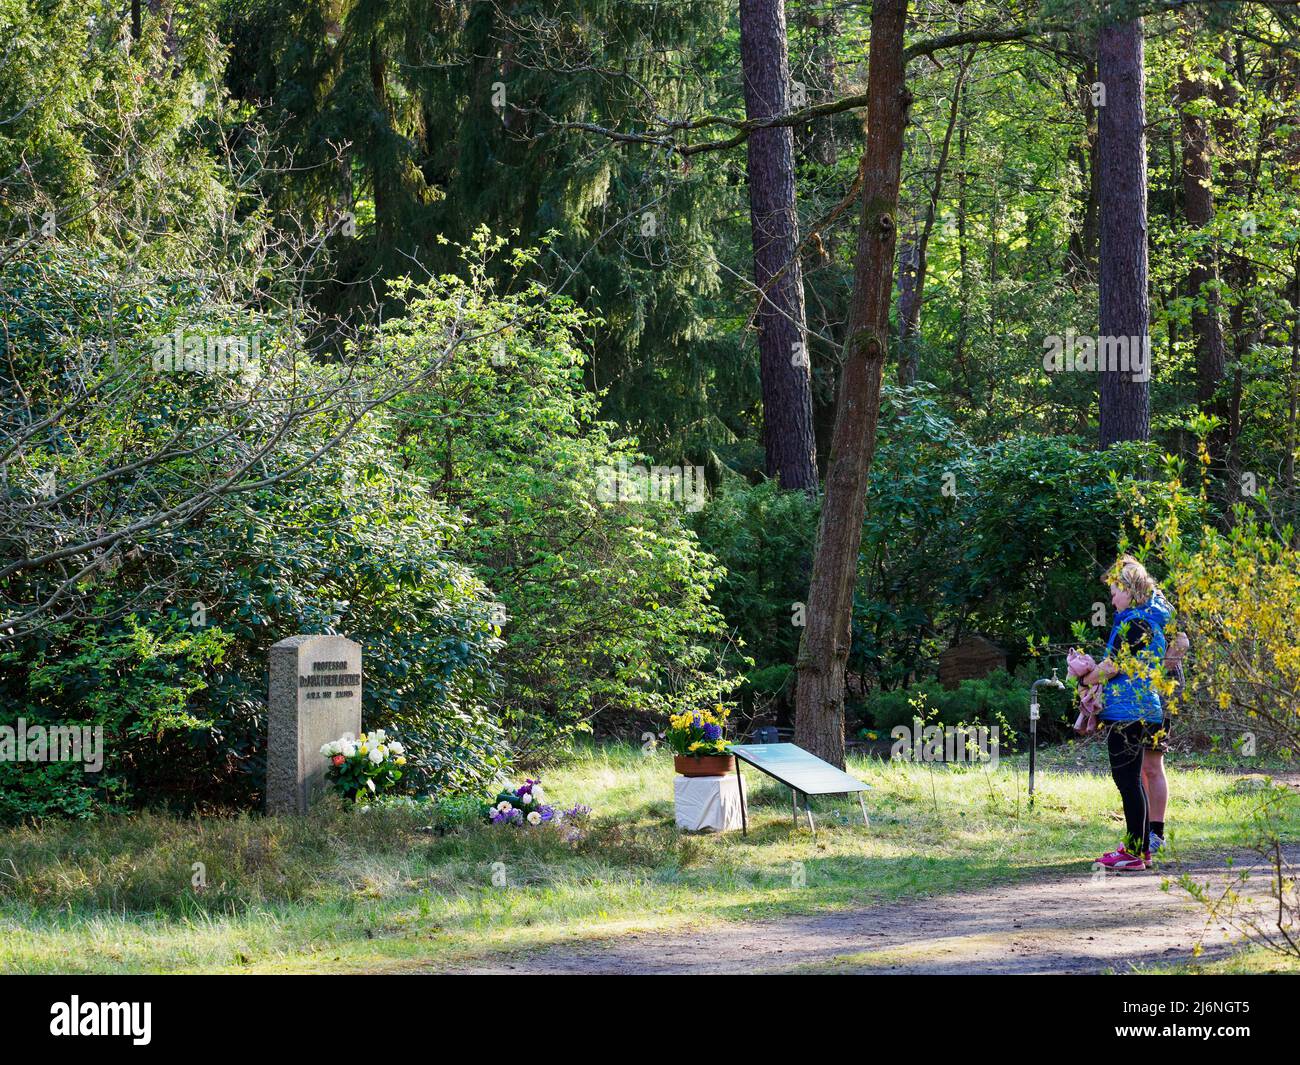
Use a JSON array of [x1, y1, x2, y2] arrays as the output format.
[[674, 773, 747, 832]]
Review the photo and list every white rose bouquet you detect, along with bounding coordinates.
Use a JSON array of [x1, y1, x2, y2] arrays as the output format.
[[320, 730, 407, 802]]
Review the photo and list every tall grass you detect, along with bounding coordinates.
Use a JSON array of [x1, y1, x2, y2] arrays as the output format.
[[0, 742, 1294, 972]]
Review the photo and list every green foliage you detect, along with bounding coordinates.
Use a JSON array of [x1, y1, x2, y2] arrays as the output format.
[[1127, 433, 1300, 756], [0, 245, 506, 818], [850, 388, 1198, 689], [380, 233, 740, 754], [859, 670, 1030, 738], [0, 616, 232, 822], [0, 0, 229, 265], [691, 477, 817, 702], [223, 0, 750, 460], [172, 409, 508, 802], [8, 0, 1300, 829]]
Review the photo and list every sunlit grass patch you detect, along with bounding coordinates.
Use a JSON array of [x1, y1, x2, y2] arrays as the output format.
[[1, 741, 1295, 972]]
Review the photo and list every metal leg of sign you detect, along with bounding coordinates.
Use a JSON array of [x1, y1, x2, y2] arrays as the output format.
[[858, 791, 870, 828], [791, 788, 798, 828], [805, 794, 816, 838], [737, 764, 747, 836]]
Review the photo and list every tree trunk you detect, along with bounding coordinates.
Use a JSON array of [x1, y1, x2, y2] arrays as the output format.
[[740, 0, 818, 492], [955, 82, 970, 369], [1097, 16, 1151, 446], [798, 2, 840, 169], [1288, 260, 1299, 532], [794, 0, 910, 768], [369, 38, 392, 240], [896, 225, 920, 384]]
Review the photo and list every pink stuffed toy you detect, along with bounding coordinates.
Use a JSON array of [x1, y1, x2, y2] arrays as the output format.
[[1068, 649, 1103, 735]]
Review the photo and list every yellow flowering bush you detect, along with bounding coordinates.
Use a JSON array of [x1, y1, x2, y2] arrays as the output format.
[[1118, 424, 1300, 755], [1167, 513, 1300, 753]]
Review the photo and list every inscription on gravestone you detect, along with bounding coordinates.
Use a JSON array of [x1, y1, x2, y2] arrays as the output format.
[[267, 635, 362, 814]]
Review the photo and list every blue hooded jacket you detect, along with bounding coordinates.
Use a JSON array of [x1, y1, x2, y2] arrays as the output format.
[[1099, 591, 1172, 724]]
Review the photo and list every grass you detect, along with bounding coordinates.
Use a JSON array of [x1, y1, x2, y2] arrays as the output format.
[[0, 742, 1296, 973], [1136, 947, 1300, 975]]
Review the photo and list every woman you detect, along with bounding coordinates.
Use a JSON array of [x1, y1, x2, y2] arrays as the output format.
[[1143, 628, 1189, 858], [1084, 556, 1171, 872]]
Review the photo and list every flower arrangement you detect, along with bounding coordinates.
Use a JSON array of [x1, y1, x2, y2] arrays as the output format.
[[482, 779, 593, 838], [665, 704, 732, 756], [484, 777, 556, 826], [320, 730, 407, 802]]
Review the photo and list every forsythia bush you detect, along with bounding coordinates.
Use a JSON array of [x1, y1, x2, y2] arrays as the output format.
[[1168, 512, 1300, 754], [1122, 429, 1300, 756]]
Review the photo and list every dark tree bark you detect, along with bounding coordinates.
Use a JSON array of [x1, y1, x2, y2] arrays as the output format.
[[740, 0, 818, 492], [794, 0, 910, 768], [1097, 16, 1151, 446], [370, 38, 392, 239], [1176, 41, 1227, 425], [1288, 260, 1299, 523]]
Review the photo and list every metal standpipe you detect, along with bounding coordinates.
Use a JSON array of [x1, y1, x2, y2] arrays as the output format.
[[1028, 696, 1038, 810], [1029, 672, 1065, 811]]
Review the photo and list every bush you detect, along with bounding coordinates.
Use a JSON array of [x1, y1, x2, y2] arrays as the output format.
[[849, 387, 1196, 689], [379, 233, 740, 754], [1110, 429, 1300, 758], [0, 249, 506, 820], [1166, 507, 1300, 756], [859, 670, 1031, 738], [691, 478, 817, 712]]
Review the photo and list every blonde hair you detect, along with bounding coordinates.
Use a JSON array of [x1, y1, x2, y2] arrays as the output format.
[[1107, 554, 1156, 606]]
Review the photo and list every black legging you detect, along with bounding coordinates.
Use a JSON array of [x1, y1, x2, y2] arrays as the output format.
[[1107, 721, 1149, 853]]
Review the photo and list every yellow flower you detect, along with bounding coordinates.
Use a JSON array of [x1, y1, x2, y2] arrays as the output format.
[[396, 756, 406, 766], [688, 741, 704, 752]]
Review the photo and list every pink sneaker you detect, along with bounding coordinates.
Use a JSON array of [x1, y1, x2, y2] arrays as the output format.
[[1095, 846, 1146, 872]]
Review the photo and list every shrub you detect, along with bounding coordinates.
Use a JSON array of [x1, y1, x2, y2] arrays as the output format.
[[1111, 428, 1300, 758], [379, 233, 740, 754], [849, 387, 1196, 689], [1167, 507, 1300, 756], [0, 249, 506, 819], [859, 670, 1031, 738], [691, 478, 816, 713]]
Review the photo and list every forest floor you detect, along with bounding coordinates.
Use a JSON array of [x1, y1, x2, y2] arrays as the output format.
[[2, 743, 1297, 974], [437, 846, 1299, 975]]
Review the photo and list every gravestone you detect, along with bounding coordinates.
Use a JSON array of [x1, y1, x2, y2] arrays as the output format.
[[938, 635, 1007, 690], [267, 635, 362, 814]]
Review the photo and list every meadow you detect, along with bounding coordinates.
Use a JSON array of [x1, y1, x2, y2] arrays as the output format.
[[2, 742, 1294, 974]]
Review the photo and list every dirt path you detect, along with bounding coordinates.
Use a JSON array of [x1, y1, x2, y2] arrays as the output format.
[[442, 850, 1296, 975]]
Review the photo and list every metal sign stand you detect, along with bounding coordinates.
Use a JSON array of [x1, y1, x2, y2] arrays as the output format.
[[732, 744, 872, 839], [1029, 672, 1065, 811]]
